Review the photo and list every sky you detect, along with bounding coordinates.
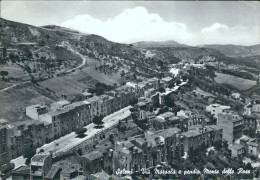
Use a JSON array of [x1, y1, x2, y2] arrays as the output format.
[[1, 1, 260, 46]]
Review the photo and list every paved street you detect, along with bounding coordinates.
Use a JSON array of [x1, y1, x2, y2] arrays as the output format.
[[36, 106, 132, 155]]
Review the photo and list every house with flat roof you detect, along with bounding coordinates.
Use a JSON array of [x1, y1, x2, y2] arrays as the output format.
[[26, 104, 47, 120], [30, 152, 52, 180], [206, 104, 231, 119]]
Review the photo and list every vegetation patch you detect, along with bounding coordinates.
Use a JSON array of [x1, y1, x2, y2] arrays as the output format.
[[215, 72, 256, 90]]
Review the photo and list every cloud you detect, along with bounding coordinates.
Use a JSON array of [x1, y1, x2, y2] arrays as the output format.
[[62, 7, 192, 44], [200, 23, 259, 45], [62, 7, 259, 45]]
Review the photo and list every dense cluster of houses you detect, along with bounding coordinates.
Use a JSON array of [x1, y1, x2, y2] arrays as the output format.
[[2, 70, 260, 179], [0, 77, 167, 168]]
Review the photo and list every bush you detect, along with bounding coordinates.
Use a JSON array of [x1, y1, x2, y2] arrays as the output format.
[[75, 127, 87, 135]]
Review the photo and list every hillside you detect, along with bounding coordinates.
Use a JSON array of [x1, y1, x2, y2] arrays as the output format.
[[133, 40, 188, 48], [1, 17, 260, 123], [201, 44, 260, 58]]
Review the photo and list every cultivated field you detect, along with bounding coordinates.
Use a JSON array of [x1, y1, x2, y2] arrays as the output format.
[[215, 72, 256, 90], [0, 83, 59, 122], [39, 70, 97, 96]]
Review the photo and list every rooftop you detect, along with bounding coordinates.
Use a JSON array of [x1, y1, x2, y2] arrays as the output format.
[[11, 165, 30, 175], [156, 128, 181, 138], [161, 77, 173, 82], [229, 144, 244, 151], [81, 151, 103, 161], [182, 131, 200, 138], [51, 100, 70, 106], [85, 96, 101, 103], [45, 166, 61, 179], [158, 112, 175, 119], [31, 154, 50, 162]]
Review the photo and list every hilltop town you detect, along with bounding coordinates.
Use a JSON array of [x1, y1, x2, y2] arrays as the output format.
[[1, 17, 260, 180]]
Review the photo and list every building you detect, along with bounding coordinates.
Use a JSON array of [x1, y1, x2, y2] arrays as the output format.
[[229, 144, 245, 159], [252, 104, 260, 114], [148, 117, 168, 131], [206, 104, 231, 119], [243, 115, 257, 137], [26, 104, 48, 120], [182, 125, 223, 154], [39, 108, 75, 139], [0, 47, 6, 58], [217, 111, 244, 142], [59, 162, 82, 180], [30, 152, 53, 180], [240, 137, 260, 157], [160, 77, 173, 88], [80, 151, 103, 174], [247, 139, 260, 157], [113, 140, 144, 174], [148, 77, 160, 90], [6, 48, 23, 57], [0, 119, 11, 167], [134, 100, 151, 121], [155, 127, 181, 161], [148, 114, 188, 132], [11, 166, 31, 180], [231, 93, 241, 100], [157, 112, 175, 121]]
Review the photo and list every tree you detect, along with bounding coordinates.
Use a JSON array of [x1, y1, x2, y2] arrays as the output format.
[[77, 148, 82, 156], [75, 127, 87, 136], [93, 115, 104, 128], [176, 79, 182, 85], [120, 70, 125, 78], [24, 145, 36, 165], [165, 96, 175, 108], [0, 71, 8, 79], [159, 87, 166, 93]]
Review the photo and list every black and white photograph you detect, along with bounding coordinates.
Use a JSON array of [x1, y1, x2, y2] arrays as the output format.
[[0, 1, 260, 179]]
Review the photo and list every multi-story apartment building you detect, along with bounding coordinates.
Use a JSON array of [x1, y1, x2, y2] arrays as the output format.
[[113, 140, 144, 174], [217, 111, 243, 142], [85, 96, 103, 118], [182, 125, 223, 153], [0, 119, 11, 167], [243, 115, 257, 137], [206, 104, 231, 119]]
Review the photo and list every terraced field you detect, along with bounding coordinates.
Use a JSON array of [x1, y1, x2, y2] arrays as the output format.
[[215, 72, 256, 90]]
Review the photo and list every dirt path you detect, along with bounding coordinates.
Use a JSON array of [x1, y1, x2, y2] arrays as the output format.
[[0, 81, 31, 92]]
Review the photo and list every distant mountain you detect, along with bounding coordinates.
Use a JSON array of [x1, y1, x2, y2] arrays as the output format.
[[200, 44, 260, 58], [133, 40, 188, 48]]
